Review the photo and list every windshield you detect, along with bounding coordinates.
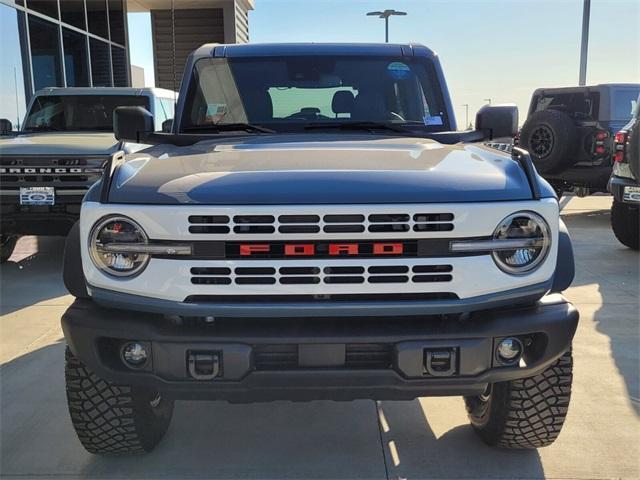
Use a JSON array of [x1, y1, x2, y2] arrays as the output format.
[[182, 56, 449, 132], [23, 95, 150, 132]]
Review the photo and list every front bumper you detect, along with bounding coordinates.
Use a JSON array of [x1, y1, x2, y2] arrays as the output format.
[[62, 294, 578, 402], [0, 190, 84, 236], [609, 175, 640, 203]]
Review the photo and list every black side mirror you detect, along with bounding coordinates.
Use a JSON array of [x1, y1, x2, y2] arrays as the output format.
[[161, 119, 173, 133], [114, 106, 154, 143], [0, 119, 13, 135], [475, 104, 518, 140]]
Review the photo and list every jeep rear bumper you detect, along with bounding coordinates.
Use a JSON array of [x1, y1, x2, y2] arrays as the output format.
[[609, 174, 640, 203], [61, 294, 578, 402]]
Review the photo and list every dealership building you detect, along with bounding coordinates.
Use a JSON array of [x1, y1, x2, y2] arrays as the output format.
[[0, 0, 254, 128]]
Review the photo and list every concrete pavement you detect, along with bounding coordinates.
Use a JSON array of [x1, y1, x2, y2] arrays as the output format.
[[1, 195, 638, 479]]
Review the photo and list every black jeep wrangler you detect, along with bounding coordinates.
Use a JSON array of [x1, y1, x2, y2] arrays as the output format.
[[518, 84, 639, 197]]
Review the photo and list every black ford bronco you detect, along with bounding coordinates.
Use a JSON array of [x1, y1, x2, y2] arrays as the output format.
[[518, 83, 639, 197], [61, 43, 578, 455]]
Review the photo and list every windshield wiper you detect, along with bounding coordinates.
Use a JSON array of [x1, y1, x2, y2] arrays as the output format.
[[183, 123, 275, 134], [303, 121, 416, 134]]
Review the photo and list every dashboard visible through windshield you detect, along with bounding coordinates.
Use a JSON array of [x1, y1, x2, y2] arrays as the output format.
[[182, 55, 450, 133]]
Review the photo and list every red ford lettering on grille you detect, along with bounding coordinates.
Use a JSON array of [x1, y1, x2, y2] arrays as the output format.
[[284, 244, 315, 256], [240, 244, 270, 256], [329, 244, 359, 256], [373, 243, 404, 255]]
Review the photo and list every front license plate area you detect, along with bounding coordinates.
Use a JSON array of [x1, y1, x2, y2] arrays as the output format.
[[623, 186, 640, 203], [19, 187, 55, 206]]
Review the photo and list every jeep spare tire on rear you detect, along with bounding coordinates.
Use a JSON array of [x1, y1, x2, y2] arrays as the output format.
[[519, 110, 578, 174]]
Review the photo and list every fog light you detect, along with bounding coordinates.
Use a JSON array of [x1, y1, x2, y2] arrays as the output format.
[[497, 337, 522, 363], [122, 342, 148, 367]]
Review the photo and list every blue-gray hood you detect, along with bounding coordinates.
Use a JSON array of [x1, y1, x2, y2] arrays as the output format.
[[0, 132, 121, 156], [108, 134, 549, 204]]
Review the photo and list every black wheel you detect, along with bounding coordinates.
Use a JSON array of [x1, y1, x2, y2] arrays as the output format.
[[63, 222, 89, 298], [0, 235, 19, 263], [611, 200, 639, 250], [65, 346, 174, 455], [464, 349, 573, 449], [519, 110, 577, 174]]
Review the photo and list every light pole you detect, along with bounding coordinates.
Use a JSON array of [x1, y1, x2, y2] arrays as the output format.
[[366, 9, 407, 43], [579, 0, 591, 85], [462, 104, 469, 129]]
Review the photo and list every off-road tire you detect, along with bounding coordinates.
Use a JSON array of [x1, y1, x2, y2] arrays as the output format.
[[464, 349, 573, 449], [0, 235, 19, 263], [519, 110, 578, 174], [65, 346, 174, 455], [611, 200, 639, 250]]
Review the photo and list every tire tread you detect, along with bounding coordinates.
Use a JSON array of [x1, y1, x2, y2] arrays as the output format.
[[65, 347, 171, 455], [466, 350, 573, 449]]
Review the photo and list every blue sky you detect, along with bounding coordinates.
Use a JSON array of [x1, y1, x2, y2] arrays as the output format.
[[128, 0, 639, 128]]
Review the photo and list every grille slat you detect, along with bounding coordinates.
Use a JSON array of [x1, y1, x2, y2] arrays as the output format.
[[253, 343, 393, 370], [190, 264, 454, 286], [187, 210, 454, 235]]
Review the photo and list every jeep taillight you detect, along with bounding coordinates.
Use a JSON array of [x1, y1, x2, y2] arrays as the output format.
[[613, 131, 628, 163], [594, 130, 608, 156]]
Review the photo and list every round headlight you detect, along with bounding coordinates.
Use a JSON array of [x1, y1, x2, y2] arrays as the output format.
[[492, 212, 550, 275], [89, 216, 150, 277]]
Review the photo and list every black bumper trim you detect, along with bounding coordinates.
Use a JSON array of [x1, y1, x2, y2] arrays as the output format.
[[609, 174, 640, 203], [88, 281, 553, 318], [62, 294, 578, 402]]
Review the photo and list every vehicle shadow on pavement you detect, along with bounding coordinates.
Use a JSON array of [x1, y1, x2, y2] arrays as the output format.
[[0, 236, 71, 316], [2, 342, 388, 479], [377, 400, 545, 479], [562, 208, 639, 416], [2, 342, 544, 479]]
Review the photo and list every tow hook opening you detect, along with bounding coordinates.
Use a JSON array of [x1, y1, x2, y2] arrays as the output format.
[[424, 348, 458, 376], [187, 351, 221, 380]]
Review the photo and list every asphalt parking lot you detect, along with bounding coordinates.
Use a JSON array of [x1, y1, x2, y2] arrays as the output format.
[[1, 195, 638, 480]]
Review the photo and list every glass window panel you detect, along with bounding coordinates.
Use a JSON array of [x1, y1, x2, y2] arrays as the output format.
[[28, 15, 63, 91], [90, 38, 112, 86], [111, 46, 128, 87], [27, 0, 59, 20], [60, 0, 86, 30], [86, 0, 108, 39], [63, 28, 89, 87], [23, 95, 150, 131], [108, 0, 125, 45], [0, 4, 29, 129]]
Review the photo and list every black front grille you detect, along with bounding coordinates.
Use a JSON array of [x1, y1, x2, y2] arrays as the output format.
[[252, 343, 393, 371], [345, 344, 393, 369], [253, 345, 298, 370], [0, 155, 107, 189]]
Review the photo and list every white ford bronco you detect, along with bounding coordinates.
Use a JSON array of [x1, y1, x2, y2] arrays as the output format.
[[0, 87, 176, 262], [61, 43, 578, 455]]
